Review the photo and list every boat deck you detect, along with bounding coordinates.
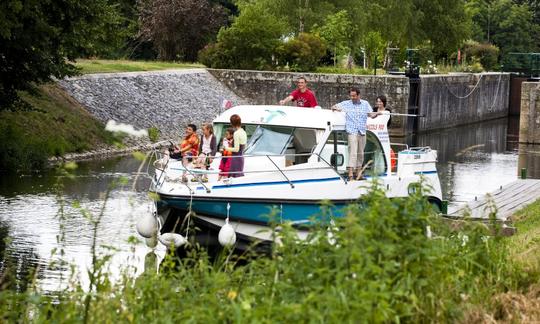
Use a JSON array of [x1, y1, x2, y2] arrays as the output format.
[[448, 179, 540, 221]]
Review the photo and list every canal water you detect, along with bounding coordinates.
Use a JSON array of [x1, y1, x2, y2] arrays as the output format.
[[1, 116, 540, 292]]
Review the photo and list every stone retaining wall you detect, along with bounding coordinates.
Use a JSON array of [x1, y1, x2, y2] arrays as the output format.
[[519, 82, 540, 144], [59, 69, 246, 139]]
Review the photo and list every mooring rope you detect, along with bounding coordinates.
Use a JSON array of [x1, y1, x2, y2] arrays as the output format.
[[441, 74, 484, 99], [487, 73, 503, 113], [185, 191, 194, 240]]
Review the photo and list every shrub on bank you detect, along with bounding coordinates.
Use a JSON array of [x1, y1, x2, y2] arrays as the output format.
[[1, 183, 536, 322]]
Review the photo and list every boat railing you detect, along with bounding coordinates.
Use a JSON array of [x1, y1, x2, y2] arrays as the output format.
[[151, 151, 348, 192], [150, 145, 213, 193]]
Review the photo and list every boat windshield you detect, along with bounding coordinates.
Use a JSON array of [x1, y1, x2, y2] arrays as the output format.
[[244, 125, 294, 155]]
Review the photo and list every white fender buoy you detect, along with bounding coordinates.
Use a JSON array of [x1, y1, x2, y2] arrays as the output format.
[[218, 219, 236, 247], [159, 232, 187, 249], [137, 213, 158, 238]]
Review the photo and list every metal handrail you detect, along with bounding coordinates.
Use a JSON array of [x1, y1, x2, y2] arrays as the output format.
[[266, 155, 294, 188], [153, 151, 348, 186]]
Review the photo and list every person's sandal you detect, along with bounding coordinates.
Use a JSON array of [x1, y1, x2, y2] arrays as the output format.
[[190, 177, 199, 182], [202, 177, 208, 183]]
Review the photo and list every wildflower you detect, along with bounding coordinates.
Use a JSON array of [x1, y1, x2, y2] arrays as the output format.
[[227, 290, 238, 300]]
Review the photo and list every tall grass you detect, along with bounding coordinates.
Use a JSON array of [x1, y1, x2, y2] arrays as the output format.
[[0, 84, 118, 172], [1, 177, 539, 322]]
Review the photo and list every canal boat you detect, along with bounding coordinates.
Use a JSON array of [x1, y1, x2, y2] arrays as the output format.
[[148, 105, 442, 250]]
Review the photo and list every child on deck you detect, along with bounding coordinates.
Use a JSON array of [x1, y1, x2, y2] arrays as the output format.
[[218, 128, 234, 181]]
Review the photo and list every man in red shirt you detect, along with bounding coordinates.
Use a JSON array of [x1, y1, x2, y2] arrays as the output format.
[[279, 76, 318, 108]]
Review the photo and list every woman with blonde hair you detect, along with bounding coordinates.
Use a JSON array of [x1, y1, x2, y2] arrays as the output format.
[[193, 123, 217, 182]]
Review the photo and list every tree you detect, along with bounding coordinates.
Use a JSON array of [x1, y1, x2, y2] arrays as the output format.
[[413, 0, 471, 57], [199, 2, 286, 69], [491, 0, 539, 53], [0, 0, 124, 109], [251, 0, 337, 34], [467, 0, 539, 55], [315, 10, 353, 66], [138, 0, 228, 61], [363, 31, 386, 69]]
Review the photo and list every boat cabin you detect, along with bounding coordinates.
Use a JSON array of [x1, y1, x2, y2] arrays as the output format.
[[212, 105, 391, 177]]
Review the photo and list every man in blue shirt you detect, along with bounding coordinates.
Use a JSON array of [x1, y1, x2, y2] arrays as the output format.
[[331, 87, 372, 180]]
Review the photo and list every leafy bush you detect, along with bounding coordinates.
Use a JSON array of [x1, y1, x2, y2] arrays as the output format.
[[276, 33, 327, 71], [463, 41, 500, 71], [198, 2, 286, 70]]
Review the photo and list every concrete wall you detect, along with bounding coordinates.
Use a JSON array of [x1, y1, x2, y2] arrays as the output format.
[[418, 73, 510, 132], [208, 69, 410, 135], [519, 82, 540, 144]]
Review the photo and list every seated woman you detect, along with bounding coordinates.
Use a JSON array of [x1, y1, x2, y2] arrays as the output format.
[[193, 123, 217, 182], [169, 124, 199, 182], [224, 114, 247, 178]]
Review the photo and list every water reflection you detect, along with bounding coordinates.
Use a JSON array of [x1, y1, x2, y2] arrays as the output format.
[[519, 144, 540, 179], [405, 117, 520, 208], [0, 157, 156, 292]]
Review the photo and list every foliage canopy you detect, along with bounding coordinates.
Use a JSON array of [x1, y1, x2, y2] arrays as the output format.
[[0, 0, 125, 109]]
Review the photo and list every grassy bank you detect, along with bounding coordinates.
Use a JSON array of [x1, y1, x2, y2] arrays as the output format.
[[1, 183, 540, 322], [75, 59, 204, 74], [0, 84, 116, 171]]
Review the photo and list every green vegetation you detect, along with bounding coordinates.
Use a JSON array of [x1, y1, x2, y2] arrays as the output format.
[[0, 85, 116, 171], [1, 182, 540, 322], [3, 0, 540, 108], [0, 0, 127, 109], [461, 198, 540, 321], [507, 199, 540, 269], [74, 59, 203, 74]]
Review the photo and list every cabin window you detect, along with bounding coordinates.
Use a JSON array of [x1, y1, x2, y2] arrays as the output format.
[[319, 130, 387, 175], [319, 130, 349, 173], [244, 125, 294, 155], [214, 123, 259, 151], [290, 128, 318, 164], [364, 131, 387, 176]]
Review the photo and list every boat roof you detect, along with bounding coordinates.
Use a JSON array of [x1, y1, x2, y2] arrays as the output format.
[[213, 105, 345, 129]]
